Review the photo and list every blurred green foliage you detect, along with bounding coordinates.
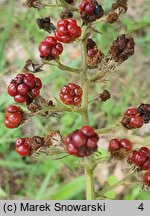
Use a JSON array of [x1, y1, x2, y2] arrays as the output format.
[[0, 0, 150, 200]]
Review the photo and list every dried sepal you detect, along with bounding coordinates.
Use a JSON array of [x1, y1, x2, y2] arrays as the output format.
[[23, 0, 43, 9], [112, 0, 128, 14], [36, 17, 56, 33], [86, 48, 104, 66], [86, 38, 96, 50], [23, 59, 43, 73], [106, 11, 119, 24], [30, 136, 45, 152], [95, 90, 111, 102], [60, 10, 73, 19], [45, 131, 64, 147]]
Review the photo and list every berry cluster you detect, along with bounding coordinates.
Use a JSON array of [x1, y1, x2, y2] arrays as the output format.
[[86, 38, 104, 66], [16, 138, 31, 157], [7, 73, 42, 103], [80, 0, 104, 23], [129, 147, 150, 171], [64, 126, 99, 157], [15, 136, 45, 157], [59, 83, 83, 106], [55, 18, 81, 43], [106, 11, 118, 24], [121, 107, 144, 130], [39, 36, 63, 60], [4, 105, 23, 129], [137, 103, 150, 124], [109, 34, 135, 63], [109, 138, 133, 159], [143, 172, 150, 188]]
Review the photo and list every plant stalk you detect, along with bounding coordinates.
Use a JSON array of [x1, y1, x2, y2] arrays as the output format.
[[80, 26, 95, 200], [96, 170, 135, 199]]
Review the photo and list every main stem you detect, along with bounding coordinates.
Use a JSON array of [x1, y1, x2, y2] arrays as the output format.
[[80, 27, 95, 200]]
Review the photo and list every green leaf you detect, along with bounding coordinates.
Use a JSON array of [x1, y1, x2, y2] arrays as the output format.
[[104, 175, 118, 199], [0, 188, 7, 198], [36, 170, 55, 200], [0, 0, 15, 71], [51, 176, 85, 200]]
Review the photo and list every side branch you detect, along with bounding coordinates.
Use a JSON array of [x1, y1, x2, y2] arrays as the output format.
[[43, 59, 80, 74]]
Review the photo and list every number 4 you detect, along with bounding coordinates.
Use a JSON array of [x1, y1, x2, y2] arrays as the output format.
[[138, 203, 144, 211]]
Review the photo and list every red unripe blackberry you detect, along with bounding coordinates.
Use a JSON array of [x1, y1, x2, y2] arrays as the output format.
[[109, 138, 133, 159], [55, 43, 63, 54], [80, 0, 104, 23], [4, 119, 18, 129], [8, 113, 22, 125], [125, 107, 138, 117], [120, 139, 133, 151], [71, 130, 87, 147], [16, 144, 30, 157], [59, 83, 83, 106], [130, 150, 148, 167], [39, 36, 63, 59], [109, 138, 120, 151], [7, 73, 42, 103], [30, 87, 40, 98], [55, 18, 81, 43], [16, 138, 31, 157], [122, 107, 144, 129], [14, 95, 28, 103], [38, 41, 51, 57], [81, 125, 96, 137], [17, 83, 29, 95], [64, 126, 99, 157], [130, 115, 144, 128], [87, 137, 98, 150], [140, 147, 150, 158], [45, 36, 57, 45], [24, 73, 35, 89], [6, 105, 21, 113], [55, 31, 72, 43], [142, 159, 150, 171], [87, 49, 97, 57], [16, 138, 26, 147], [67, 18, 77, 25], [80, 0, 95, 15], [4, 105, 23, 129], [7, 83, 18, 96], [34, 77, 42, 89], [67, 24, 81, 38], [143, 172, 150, 187], [67, 143, 78, 156]]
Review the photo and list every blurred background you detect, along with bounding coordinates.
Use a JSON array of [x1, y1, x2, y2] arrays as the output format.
[[0, 0, 150, 199]]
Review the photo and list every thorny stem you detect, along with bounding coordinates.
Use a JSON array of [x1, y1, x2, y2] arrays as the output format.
[[80, 26, 95, 200], [96, 123, 120, 134], [43, 60, 80, 74], [42, 3, 63, 7], [29, 0, 132, 201], [96, 170, 135, 199], [29, 104, 79, 117], [56, 59, 80, 73]]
